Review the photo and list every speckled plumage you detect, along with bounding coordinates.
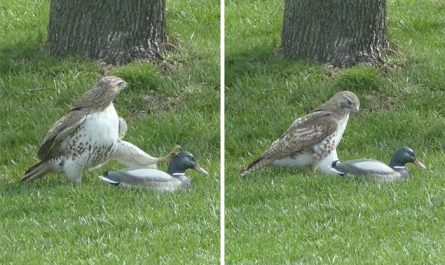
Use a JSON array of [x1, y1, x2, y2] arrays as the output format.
[[241, 91, 359, 176], [22, 76, 162, 184], [118, 117, 128, 139]]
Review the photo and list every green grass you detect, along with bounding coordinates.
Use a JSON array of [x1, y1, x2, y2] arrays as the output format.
[[0, 0, 219, 264], [226, 0, 445, 264]]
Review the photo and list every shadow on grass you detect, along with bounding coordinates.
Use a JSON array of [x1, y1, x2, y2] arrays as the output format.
[[0, 36, 56, 72], [226, 47, 323, 87], [0, 40, 100, 81], [0, 178, 68, 209]]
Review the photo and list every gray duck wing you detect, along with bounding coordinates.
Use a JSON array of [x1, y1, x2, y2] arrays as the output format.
[[103, 168, 177, 186], [336, 159, 395, 176]]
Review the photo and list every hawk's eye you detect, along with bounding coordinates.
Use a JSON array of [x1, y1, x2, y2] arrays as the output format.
[[117, 81, 124, 86], [347, 98, 353, 105]]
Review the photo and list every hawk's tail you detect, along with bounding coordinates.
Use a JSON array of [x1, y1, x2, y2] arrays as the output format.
[[240, 156, 273, 177], [21, 159, 60, 182]]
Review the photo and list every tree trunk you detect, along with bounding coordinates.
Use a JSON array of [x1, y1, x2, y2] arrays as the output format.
[[281, 0, 387, 67], [47, 0, 167, 64]]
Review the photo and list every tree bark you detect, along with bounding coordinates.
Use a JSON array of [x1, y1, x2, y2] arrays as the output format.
[[47, 0, 167, 64], [281, 0, 387, 67]]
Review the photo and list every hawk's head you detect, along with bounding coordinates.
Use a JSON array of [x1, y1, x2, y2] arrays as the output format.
[[77, 76, 127, 110], [317, 91, 360, 114], [95, 75, 127, 97], [337, 91, 360, 113]]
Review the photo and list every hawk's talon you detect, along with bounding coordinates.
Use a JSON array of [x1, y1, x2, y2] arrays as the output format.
[[157, 145, 182, 163]]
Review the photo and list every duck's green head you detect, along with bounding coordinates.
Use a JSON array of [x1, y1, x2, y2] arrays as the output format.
[[389, 147, 426, 169], [167, 151, 208, 176]]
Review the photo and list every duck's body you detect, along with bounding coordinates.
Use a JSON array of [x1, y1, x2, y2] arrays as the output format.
[[332, 147, 425, 181], [99, 151, 208, 192], [333, 159, 408, 181], [100, 168, 192, 192]]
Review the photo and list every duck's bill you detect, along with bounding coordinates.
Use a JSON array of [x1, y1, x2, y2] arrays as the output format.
[[413, 159, 426, 169], [194, 164, 209, 175]]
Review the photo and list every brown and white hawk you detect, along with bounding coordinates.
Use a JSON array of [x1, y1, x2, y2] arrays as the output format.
[[241, 91, 360, 176], [22, 76, 171, 184]]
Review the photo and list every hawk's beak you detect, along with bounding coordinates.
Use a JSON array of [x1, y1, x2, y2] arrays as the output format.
[[412, 159, 426, 169], [353, 104, 360, 113], [194, 164, 208, 175]]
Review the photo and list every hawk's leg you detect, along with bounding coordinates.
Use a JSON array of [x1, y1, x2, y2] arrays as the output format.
[[310, 164, 318, 173], [111, 140, 171, 168], [316, 149, 339, 175], [63, 160, 83, 184]]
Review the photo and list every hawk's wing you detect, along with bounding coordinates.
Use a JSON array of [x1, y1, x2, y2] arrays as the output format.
[[118, 117, 127, 139], [263, 111, 339, 160], [242, 111, 340, 175], [37, 107, 88, 160]]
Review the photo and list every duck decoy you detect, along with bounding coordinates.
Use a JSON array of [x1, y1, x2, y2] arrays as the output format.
[[332, 147, 426, 181], [99, 151, 208, 192]]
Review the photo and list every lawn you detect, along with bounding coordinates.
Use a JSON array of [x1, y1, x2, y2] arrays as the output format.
[[225, 0, 445, 264], [0, 0, 219, 264]]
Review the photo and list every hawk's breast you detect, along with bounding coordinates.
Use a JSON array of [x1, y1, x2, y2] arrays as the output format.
[[67, 104, 120, 167], [313, 113, 349, 160], [83, 104, 120, 143], [333, 114, 350, 147]]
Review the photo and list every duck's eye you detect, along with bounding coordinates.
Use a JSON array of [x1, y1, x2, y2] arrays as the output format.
[[405, 151, 415, 158]]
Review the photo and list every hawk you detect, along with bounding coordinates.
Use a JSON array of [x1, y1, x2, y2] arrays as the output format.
[[22, 76, 171, 184], [241, 91, 360, 176]]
